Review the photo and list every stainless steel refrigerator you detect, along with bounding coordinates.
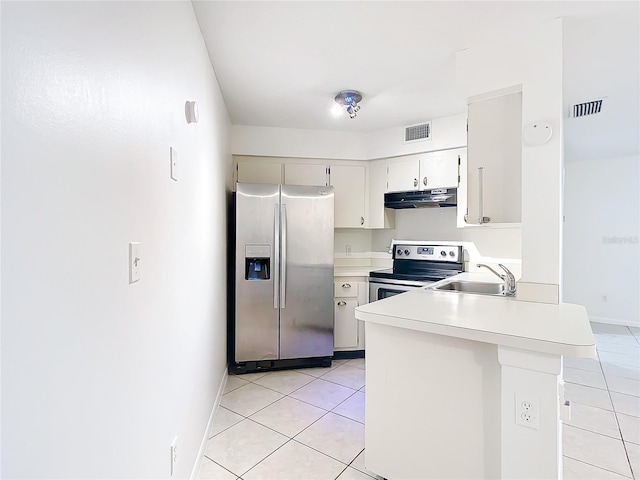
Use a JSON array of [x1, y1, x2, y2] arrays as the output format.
[[230, 182, 335, 374]]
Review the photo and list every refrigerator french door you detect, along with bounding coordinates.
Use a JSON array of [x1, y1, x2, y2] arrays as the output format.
[[231, 182, 335, 373]]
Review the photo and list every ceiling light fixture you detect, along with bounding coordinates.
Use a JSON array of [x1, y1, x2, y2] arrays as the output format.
[[334, 90, 362, 119]]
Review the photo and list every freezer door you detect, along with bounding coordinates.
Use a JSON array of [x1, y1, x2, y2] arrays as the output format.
[[235, 183, 280, 362], [279, 185, 335, 359]]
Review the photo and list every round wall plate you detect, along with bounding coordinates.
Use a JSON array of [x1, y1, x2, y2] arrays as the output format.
[[523, 121, 552, 145]]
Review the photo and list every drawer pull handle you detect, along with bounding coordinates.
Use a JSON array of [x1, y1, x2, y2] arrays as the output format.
[[337, 301, 347, 306], [342, 283, 351, 288]]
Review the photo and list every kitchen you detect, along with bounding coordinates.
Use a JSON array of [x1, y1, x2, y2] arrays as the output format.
[[1, 2, 638, 480]]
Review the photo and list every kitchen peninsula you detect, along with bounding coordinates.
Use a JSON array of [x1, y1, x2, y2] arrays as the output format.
[[355, 285, 595, 480]]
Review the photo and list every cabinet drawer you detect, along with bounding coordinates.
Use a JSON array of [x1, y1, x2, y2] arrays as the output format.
[[334, 282, 359, 297]]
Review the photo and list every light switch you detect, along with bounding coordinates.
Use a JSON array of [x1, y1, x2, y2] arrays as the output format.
[[129, 242, 141, 284], [170, 147, 178, 181]]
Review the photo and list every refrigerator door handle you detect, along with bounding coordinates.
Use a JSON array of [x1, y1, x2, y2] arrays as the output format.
[[273, 204, 279, 309], [280, 204, 287, 309]]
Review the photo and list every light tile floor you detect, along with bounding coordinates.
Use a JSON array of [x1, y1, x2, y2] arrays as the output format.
[[199, 323, 640, 480], [563, 322, 639, 479]]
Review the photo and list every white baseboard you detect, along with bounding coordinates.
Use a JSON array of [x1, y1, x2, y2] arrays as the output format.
[[590, 316, 640, 328], [190, 366, 229, 480]]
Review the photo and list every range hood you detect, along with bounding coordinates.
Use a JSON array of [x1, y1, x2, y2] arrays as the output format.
[[384, 188, 457, 209]]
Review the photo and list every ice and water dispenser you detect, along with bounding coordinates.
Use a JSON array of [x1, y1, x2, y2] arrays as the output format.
[[244, 244, 271, 281]]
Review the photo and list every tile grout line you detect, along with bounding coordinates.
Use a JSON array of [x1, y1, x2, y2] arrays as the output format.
[[216, 372, 365, 437], [597, 328, 637, 479], [201, 455, 242, 479], [564, 454, 634, 479], [565, 423, 624, 443], [346, 447, 376, 479], [219, 368, 367, 478], [238, 437, 354, 480], [212, 384, 365, 474], [244, 370, 362, 407]]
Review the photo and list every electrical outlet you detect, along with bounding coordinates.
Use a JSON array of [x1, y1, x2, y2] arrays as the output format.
[[170, 436, 178, 476], [515, 395, 539, 430]]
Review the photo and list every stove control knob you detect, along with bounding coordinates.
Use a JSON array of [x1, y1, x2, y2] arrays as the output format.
[[440, 250, 447, 257], [396, 249, 403, 256], [449, 251, 455, 257], [404, 249, 410, 256]]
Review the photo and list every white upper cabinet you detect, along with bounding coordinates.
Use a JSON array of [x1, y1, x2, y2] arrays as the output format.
[[387, 150, 459, 193], [284, 163, 328, 186], [234, 156, 393, 230], [366, 159, 395, 229], [237, 161, 282, 184], [330, 165, 366, 228], [419, 150, 459, 190], [465, 91, 522, 225], [387, 160, 421, 192]]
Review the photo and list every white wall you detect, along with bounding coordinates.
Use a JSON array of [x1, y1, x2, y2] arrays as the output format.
[[231, 125, 368, 160], [563, 156, 639, 327], [365, 113, 467, 160], [230, 113, 467, 161], [373, 209, 521, 260], [1, 2, 231, 478], [334, 229, 373, 255], [456, 19, 564, 303]]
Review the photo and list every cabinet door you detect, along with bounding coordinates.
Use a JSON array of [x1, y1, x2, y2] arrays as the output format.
[[419, 150, 459, 190], [466, 92, 522, 224], [387, 160, 420, 192], [334, 299, 359, 349], [366, 159, 395, 229], [237, 162, 282, 184], [284, 164, 328, 186], [330, 165, 365, 228]]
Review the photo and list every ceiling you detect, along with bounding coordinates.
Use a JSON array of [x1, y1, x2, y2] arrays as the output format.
[[192, 1, 639, 161]]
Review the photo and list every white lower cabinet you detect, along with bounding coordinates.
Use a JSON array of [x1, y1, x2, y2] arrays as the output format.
[[334, 280, 367, 351], [334, 299, 359, 349]]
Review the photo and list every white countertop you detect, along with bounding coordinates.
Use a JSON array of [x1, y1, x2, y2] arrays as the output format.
[[355, 274, 595, 358]]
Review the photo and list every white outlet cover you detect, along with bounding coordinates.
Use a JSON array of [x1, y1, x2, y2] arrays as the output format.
[[170, 436, 178, 476], [129, 242, 141, 284], [170, 147, 178, 181], [515, 394, 539, 430]]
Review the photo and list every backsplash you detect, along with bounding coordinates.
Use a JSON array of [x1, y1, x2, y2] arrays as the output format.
[[334, 228, 373, 254], [371, 208, 521, 259]]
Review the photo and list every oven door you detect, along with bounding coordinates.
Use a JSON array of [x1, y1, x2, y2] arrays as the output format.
[[369, 277, 433, 302]]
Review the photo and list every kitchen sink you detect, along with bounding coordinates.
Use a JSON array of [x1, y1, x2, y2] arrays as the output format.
[[432, 280, 509, 296]]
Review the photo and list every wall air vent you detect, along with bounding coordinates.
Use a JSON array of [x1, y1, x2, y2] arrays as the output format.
[[572, 99, 603, 118], [404, 121, 432, 143]]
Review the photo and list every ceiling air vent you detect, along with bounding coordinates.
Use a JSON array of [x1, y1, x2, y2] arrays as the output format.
[[404, 121, 432, 143], [572, 99, 603, 118]]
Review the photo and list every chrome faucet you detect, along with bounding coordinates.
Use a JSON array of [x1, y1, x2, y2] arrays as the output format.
[[477, 263, 517, 296]]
